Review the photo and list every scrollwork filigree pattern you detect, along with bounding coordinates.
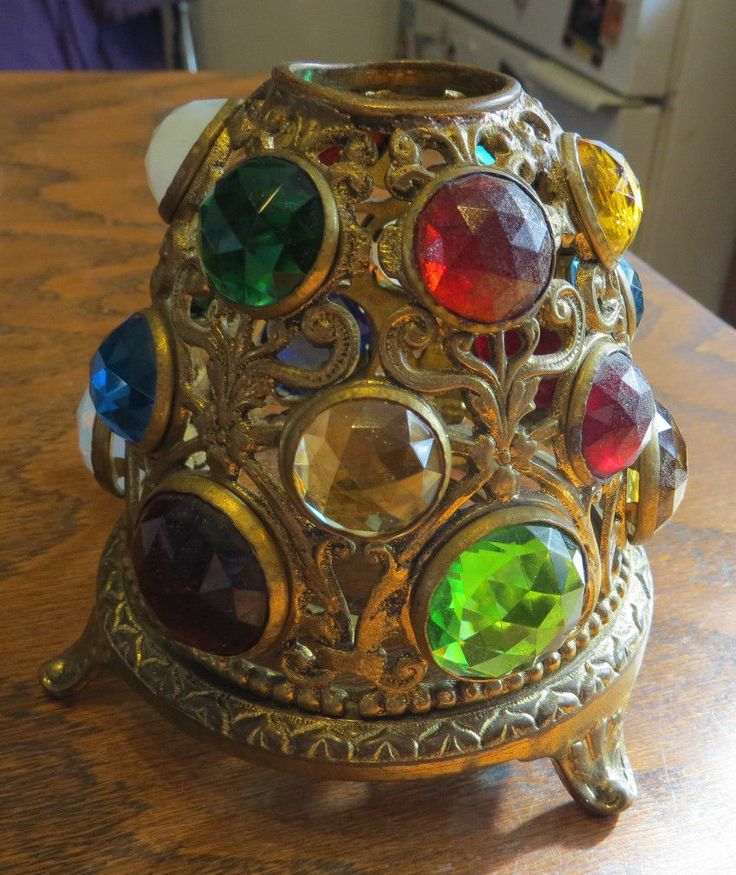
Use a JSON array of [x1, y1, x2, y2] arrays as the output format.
[[123, 72, 646, 717]]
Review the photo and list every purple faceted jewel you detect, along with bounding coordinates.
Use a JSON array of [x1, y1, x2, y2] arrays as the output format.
[[131, 491, 269, 655]]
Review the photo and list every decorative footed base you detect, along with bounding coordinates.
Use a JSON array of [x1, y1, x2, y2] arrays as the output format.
[[39, 609, 109, 699], [41, 523, 653, 815], [553, 711, 637, 815]]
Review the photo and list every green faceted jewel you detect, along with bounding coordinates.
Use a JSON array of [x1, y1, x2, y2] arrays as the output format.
[[199, 155, 325, 308], [427, 523, 586, 679]]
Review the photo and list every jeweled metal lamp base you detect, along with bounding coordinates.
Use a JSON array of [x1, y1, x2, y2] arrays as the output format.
[[41, 522, 651, 816], [41, 60, 684, 818]]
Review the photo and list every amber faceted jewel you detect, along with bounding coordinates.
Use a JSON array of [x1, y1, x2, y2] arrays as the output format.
[[427, 523, 586, 679], [413, 172, 554, 324], [131, 491, 270, 655], [580, 351, 655, 479], [291, 397, 446, 537], [574, 137, 643, 264]]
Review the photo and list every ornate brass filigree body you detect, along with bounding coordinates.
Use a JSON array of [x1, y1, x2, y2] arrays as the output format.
[[42, 62, 687, 817]]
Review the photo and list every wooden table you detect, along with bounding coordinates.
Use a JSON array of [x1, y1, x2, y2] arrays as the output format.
[[1, 72, 735, 875]]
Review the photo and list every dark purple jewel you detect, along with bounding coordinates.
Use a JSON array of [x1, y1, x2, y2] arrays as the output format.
[[131, 490, 269, 655]]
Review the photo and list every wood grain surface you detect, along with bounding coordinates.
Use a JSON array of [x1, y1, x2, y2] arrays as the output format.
[[1, 72, 735, 875]]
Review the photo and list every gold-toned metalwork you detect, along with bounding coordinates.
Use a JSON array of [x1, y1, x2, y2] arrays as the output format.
[[90, 416, 125, 497], [616, 261, 640, 340], [82, 519, 649, 811], [627, 428, 662, 545], [274, 61, 522, 119], [626, 410, 687, 545], [39, 607, 110, 699], [42, 60, 685, 817], [138, 307, 178, 453]]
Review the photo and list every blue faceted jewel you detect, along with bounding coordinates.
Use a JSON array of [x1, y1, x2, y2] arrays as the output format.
[[619, 256, 645, 327], [568, 256, 581, 285], [276, 294, 371, 370], [273, 294, 372, 397], [89, 313, 157, 443]]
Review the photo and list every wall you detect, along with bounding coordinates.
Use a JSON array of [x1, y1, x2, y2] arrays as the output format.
[[636, 0, 736, 313], [191, 0, 402, 74]]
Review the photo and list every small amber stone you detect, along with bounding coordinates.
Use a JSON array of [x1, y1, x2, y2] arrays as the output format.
[[576, 138, 643, 261]]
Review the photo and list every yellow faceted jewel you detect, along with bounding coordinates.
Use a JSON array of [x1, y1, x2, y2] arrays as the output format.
[[575, 138, 643, 265], [626, 467, 640, 504]]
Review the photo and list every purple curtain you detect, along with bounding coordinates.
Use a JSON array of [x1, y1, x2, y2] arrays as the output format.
[[0, 0, 176, 70]]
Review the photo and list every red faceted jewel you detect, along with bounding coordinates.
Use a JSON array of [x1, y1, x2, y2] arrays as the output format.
[[581, 351, 655, 478], [414, 173, 554, 324]]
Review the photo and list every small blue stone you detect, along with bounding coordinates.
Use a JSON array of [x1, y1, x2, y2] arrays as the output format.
[[476, 143, 496, 166], [568, 257, 581, 285], [276, 294, 371, 373], [619, 256, 645, 327], [89, 313, 157, 443], [338, 294, 372, 360], [277, 330, 331, 371]]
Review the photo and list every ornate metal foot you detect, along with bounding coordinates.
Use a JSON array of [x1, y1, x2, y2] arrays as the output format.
[[553, 710, 637, 816], [39, 609, 109, 699]]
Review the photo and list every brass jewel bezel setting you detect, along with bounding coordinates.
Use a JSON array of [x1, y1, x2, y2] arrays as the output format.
[[616, 261, 640, 340], [279, 379, 452, 538], [138, 307, 178, 454], [132, 471, 290, 658], [627, 430, 662, 545], [400, 165, 557, 332], [90, 416, 125, 497], [626, 408, 687, 546], [159, 98, 245, 223], [410, 500, 594, 681], [198, 150, 341, 319]]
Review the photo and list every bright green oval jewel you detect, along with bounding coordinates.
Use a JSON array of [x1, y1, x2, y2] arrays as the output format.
[[198, 155, 325, 308], [426, 523, 586, 679]]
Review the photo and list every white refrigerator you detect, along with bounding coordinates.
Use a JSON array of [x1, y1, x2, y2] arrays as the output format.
[[404, 0, 736, 313]]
